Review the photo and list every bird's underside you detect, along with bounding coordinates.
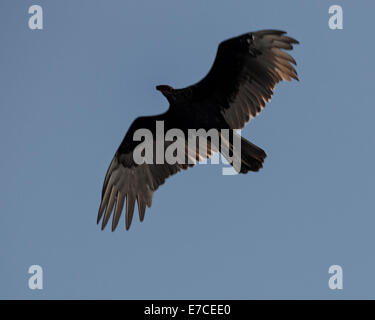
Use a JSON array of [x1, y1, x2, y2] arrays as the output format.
[[97, 29, 299, 231]]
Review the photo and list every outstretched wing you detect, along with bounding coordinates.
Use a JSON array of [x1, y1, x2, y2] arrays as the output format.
[[97, 114, 217, 231], [97, 156, 188, 231], [177, 30, 299, 129]]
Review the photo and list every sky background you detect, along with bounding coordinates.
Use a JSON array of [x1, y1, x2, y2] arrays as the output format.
[[0, 0, 374, 299]]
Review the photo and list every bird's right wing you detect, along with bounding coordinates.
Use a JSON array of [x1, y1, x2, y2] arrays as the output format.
[[97, 155, 188, 231], [97, 115, 217, 231]]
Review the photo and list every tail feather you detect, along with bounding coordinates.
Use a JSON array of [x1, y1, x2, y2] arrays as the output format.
[[221, 132, 267, 173], [238, 137, 267, 173]]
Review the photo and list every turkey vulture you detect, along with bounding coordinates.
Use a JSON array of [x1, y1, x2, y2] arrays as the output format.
[[97, 29, 299, 231]]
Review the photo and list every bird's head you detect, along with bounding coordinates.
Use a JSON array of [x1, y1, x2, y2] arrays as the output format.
[[156, 85, 175, 102]]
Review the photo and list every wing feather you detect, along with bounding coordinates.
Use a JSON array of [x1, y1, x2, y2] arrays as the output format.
[[98, 115, 219, 230], [176, 30, 299, 129]]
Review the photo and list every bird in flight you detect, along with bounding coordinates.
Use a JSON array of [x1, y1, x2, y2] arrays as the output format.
[[97, 29, 299, 231]]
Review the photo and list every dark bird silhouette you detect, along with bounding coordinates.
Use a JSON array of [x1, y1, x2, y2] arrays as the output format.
[[97, 29, 299, 231]]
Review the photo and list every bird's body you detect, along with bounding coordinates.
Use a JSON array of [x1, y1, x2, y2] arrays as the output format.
[[98, 29, 299, 231]]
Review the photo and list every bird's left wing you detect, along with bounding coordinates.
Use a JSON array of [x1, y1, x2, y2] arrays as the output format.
[[176, 29, 299, 129]]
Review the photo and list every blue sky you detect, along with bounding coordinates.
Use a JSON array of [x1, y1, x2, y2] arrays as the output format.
[[0, 0, 374, 299]]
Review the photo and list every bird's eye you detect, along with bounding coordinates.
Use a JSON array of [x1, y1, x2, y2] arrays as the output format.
[[246, 34, 254, 44]]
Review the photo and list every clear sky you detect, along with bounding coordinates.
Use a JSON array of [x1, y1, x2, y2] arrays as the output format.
[[1, 0, 374, 299]]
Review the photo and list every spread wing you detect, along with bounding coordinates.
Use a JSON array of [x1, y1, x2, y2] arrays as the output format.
[[97, 114, 217, 231], [177, 29, 299, 129]]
